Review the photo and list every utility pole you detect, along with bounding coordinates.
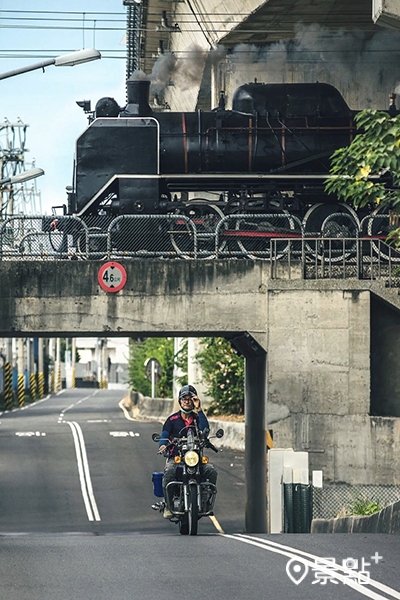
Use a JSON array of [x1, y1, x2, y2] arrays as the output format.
[[0, 120, 42, 217], [124, 0, 143, 90]]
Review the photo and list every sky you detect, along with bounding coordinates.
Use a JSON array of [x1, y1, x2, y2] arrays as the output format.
[[0, 1, 128, 214]]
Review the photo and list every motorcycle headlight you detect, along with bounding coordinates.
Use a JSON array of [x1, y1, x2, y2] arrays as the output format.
[[184, 450, 199, 467]]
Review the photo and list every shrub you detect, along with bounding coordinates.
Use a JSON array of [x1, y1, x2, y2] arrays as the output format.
[[351, 498, 381, 516]]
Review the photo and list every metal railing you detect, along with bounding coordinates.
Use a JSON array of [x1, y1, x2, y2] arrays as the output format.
[[1, 212, 400, 284]]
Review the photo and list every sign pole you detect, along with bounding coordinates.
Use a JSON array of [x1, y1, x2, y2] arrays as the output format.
[[151, 360, 155, 398]]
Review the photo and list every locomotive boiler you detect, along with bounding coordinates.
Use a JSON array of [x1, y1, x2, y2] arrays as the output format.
[[67, 78, 363, 224]]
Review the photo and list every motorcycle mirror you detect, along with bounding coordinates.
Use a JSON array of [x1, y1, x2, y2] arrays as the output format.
[[152, 432, 160, 442], [215, 428, 224, 438]]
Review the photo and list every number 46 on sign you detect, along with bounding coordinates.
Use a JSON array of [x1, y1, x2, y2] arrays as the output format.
[[98, 262, 127, 293]]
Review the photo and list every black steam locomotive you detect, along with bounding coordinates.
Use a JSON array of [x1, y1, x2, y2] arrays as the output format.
[[50, 78, 395, 259], [67, 79, 363, 223]]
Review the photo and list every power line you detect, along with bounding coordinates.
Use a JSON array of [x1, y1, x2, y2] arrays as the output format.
[[0, 10, 125, 15]]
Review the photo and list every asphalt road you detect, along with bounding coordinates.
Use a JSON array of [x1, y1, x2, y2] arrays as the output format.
[[0, 389, 399, 600]]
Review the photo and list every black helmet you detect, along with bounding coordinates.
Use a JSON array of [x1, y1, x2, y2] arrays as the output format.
[[178, 384, 197, 400]]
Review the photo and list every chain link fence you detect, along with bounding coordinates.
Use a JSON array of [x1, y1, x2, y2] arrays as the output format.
[[1, 213, 400, 284], [313, 484, 400, 519]]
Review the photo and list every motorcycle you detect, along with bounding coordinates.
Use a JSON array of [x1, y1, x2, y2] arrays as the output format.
[[151, 426, 224, 535]]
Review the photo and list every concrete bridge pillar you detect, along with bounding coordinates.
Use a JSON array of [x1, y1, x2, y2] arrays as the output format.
[[229, 333, 267, 533], [244, 352, 267, 533]]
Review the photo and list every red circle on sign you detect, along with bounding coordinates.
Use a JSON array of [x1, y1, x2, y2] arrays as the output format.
[[98, 262, 127, 293]]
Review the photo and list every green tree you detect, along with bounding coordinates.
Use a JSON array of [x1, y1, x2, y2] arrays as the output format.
[[128, 336, 245, 414], [325, 110, 400, 240], [196, 337, 244, 415], [129, 337, 175, 397]]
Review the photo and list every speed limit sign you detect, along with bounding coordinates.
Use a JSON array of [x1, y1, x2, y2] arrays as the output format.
[[98, 262, 127, 293]]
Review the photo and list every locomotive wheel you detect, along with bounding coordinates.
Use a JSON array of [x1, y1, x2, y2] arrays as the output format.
[[366, 205, 400, 263], [169, 200, 225, 259], [228, 211, 300, 260], [303, 203, 359, 264]]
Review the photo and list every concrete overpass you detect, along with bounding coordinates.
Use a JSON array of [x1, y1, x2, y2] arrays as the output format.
[[1, 258, 400, 531]]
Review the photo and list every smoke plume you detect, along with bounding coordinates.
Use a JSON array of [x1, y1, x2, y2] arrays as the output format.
[[128, 24, 400, 109], [227, 23, 400, 108]]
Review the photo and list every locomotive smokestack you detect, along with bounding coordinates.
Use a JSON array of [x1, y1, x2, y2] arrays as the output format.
[[124, 79, 153, 116]]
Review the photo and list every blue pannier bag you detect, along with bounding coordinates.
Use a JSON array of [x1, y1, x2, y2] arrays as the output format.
[[152, 471, 164, 497]]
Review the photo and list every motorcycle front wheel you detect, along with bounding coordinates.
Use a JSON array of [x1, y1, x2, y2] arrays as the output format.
[[188, 485, 198, 536], [179, 515, 189, 535]]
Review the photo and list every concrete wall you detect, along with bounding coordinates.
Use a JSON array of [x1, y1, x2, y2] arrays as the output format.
[[268, 289, 370, 417], [266, 287, 400, 485], [275, 414, 400, 485]]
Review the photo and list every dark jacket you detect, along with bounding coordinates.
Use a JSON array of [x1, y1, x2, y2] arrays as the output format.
[[159, 410, 209, 454]]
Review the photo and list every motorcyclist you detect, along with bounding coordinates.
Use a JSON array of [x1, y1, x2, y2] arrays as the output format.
[[158, 384, 217, 519]]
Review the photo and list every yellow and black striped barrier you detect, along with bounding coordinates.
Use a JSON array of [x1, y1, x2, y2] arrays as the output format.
[[50, 370, 55, 394], [71, 368, 76, 389], [17, 373, 25, 407], [57, 363, 61, 392], [29, 373, 37, 401], [37, 371, 44, 398], [4, 362, 12, 410]]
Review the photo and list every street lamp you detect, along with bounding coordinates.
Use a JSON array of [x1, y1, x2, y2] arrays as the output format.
[[0, 49, 101, 81], [0, 168, 44, 188]]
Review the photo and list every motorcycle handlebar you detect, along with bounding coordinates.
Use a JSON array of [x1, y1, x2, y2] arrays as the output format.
[[206, 441, 219, 453], [157, 434, 221, 454]]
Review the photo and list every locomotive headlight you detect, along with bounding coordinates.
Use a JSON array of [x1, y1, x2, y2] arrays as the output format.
[[184, 451, 199, 467]]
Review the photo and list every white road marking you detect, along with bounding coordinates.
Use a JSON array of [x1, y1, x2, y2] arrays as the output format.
[[66, 421, 101, 522], [118, 399, 136, 421], [223, 533, 400, 600], [57, 391, 99, 424], [109, 431, 140, 437], [87, 419, 111, 423], [16, 431, 46, 437]]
